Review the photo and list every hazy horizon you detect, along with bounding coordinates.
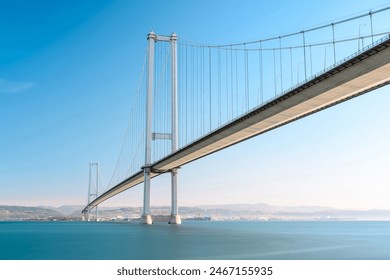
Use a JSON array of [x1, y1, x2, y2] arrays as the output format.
[[2, 201, 390, 212]]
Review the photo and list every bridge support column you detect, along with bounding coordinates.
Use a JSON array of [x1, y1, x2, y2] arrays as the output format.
[[85, 163, 99, 222], [141, 31, 156, 225], [169, 168, 181, 224], [141, 166, 153, 224], [86, 210, 91, 222], [168, 33, 181, 225]]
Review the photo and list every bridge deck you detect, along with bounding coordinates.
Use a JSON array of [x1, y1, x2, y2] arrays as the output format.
[[83, 36, 390, 213]]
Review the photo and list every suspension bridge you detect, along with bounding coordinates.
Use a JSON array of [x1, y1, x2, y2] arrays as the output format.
[[82, 7, 390, 224]]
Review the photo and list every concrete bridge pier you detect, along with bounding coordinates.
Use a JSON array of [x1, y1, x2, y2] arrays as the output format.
[[141, 166, 153, 224], [141, 214, 153, 225], [169, 168, 181, 224], [82, 210, 90, 222]]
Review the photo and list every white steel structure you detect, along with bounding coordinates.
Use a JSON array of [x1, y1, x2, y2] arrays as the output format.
[[141, 32, 181, 225], [84, 162, 99, 222]]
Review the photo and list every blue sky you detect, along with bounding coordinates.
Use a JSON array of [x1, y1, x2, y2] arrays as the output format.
[[1, 0, 390, 209]]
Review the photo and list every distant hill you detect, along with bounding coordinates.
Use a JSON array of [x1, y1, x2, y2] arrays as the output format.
[[0, 206, 63, 220], [196, 203, 335, 213], [40, 205, 84, 216]]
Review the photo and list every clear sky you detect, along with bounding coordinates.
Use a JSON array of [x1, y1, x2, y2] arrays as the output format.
[[1, 0, 390, 210]]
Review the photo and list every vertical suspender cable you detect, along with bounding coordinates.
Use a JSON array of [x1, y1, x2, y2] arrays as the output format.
[[279, 37, 283, 93], [230, 47, 233, 119], [179, 42, 182, 147], [185, 46, 188, 144], [209, 47, 212, 131], [202, 47, 205, 135], [246, 46, 250, 110], [218, 47, 221, 125], [324, 46, 327, 70], [369, 11, 374, 44], [198, 46, 201, 138], [302, 31, 307, 80], [225, 49, 228, 122], [199, 47, 202, 137], [166, 45, 170, 157], [194, 46, 197, 140], [273, 48, 277, 96], [197, 46, 200, 136], [244, 43, 249, 111], [332, 23, 336, 64], [259, 41, 263, 104], [235, 49, 238, 116], [289, 47, 293, 88], [310, 45, 313, 76], [191, 46, 195, 140]]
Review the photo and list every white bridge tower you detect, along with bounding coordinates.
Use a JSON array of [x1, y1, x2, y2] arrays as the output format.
[[83, 162, 100, 222], [141, 32, 181, 225]]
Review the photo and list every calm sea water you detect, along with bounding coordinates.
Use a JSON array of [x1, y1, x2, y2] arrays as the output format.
[[0, 221, 389, 260]]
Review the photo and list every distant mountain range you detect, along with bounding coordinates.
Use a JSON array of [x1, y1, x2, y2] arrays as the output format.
[[0, 206, 63, 220], [196, 203, 336, 213], [37, 205, 85, 216], [1, 203, 390, 221]]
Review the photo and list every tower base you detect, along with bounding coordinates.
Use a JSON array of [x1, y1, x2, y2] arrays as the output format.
[[169, 214, 182, 225], [141, 214, 153, 225]]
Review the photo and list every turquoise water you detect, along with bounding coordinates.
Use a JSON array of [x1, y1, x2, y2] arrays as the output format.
[[0, 221, 389, 260]]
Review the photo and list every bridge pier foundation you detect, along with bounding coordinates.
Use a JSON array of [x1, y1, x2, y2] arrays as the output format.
[[169, 214, 181, 224], [141, 214, 153, 225], [84, 210, 90, 222]]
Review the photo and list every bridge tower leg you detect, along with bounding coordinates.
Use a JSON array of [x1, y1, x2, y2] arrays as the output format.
[[85, 163, 98, 222], [95, 163, 99, 222], [169, 32, 181, 224], [169, 168, 181, 224], [141, 31, 156, 225], [85, 211, 88, 221]]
